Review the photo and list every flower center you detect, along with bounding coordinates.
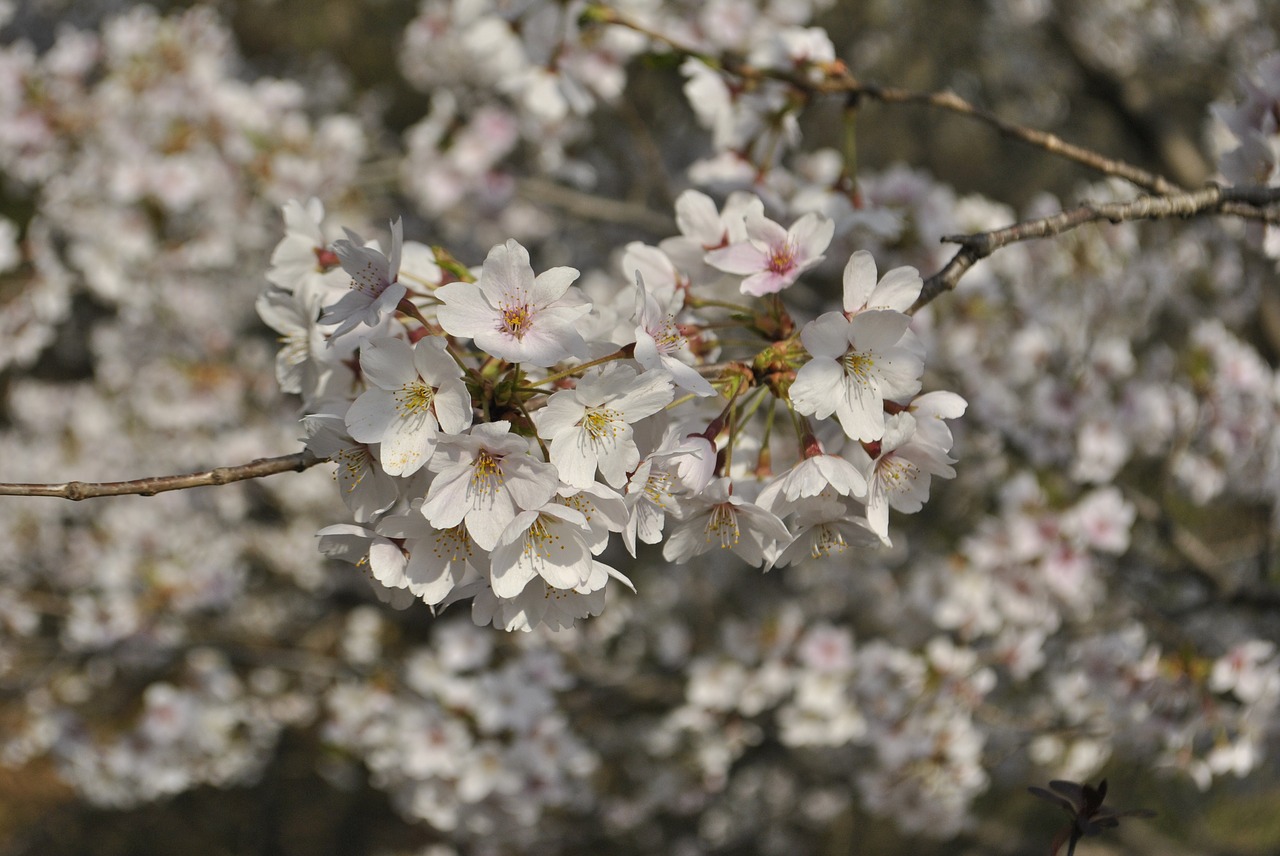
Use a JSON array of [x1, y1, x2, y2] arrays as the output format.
[[394, 381, 436, 415], [351, 261, 388, 296], [878, 455, 919, 490], [521, 514, 562, 570], [811, 523, 849, 558], [500, 303, 533, 339], [841, 350, 873, 381], [767, 241, 797, 274], [335, 446, 375, 493], [651, 316, 686, 354], [582, 407, 622, 442], [428, 525, 475, 563], [468, 450, 505, 502], [705, 503, 740, 548], [643, 470, 674, 508]]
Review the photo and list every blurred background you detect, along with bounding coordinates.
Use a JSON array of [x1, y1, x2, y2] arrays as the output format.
[[1, 0, 1279, 854]]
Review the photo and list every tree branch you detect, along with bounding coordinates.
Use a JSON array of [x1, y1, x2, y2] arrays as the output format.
[[0, 450, 326, 501], [516, 176, 676, 234], [591, 5, 1182, 194], [913, 183, 1280, 311]]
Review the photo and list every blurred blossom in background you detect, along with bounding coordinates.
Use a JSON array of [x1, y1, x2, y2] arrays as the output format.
[[0, 1, 1279, 854]]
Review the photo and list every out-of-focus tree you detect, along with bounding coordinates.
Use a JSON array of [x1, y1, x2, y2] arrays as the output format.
[[0, 2, 1279, 855]]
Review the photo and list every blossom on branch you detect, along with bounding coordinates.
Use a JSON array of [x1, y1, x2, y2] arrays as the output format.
[[435, 238, 590, 367], [706, 210, 834, 296], [344, 336, 473, 478], [790, 307, 925, 443], [321, 220, 406, 342]]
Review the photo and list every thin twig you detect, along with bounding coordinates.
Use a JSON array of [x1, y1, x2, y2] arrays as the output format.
[[591, 4, 1181, 194], [0, 450, 326, 501], [912, 183, 1280, 311], [516, 176, 676, 234], [838, 83, 1182, 195]]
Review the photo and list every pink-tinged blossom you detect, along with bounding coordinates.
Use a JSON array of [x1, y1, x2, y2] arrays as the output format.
[[796, 623, 857, 674], [661, 190, 763, 285], [344, 337, 472, 478], [536, 363, 674, 489], [662, 478, 791, 567], [1210, 641, 1280, 704], [841, 250, 923, 315], [706, 210, 833, 296], [791, 309, 925, 442], [421, 421, 559, 551], [632, 272, 714, 397], [1061, 487, 1135, 555], [320, 219, 406, 342], [435, 239, 589, 367]]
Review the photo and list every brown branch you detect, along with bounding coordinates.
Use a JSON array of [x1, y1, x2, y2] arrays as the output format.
[[516, 176, 676, 234], [838, 83, 1182, 195], [590, 5, 1181, 194], [912, 183, 1280, 312], [0, 450, 326, 501]]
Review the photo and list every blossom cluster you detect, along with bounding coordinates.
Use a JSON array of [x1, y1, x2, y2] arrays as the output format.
[[323, 614, 597, 838], [260, 191, 965, 631], [0, 5, 365, 372], [2, 2, 1280, 851]]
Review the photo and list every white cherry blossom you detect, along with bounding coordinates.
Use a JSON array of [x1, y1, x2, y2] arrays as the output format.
[[302, 414, 398, 523], [345, 336, 473, 477], [420, 421, 559, 551], [790, 308, 925, 442], [663, 478, 792, 567], [854, 413, 958, 545], [489, 503, 595, 598], [435, 238, 590, 367], [376, 505, 486, 607], [632, 272, 715, 397], [536, 363, 674, 489], [841, 250, 923, 315], [320, 220, 406, 342]]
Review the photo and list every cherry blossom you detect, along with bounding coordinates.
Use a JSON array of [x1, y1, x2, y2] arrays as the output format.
[[435, 238, 590, 367], [320, 220, 406, 342], [790, 308, 925, 442], [344, 336, 472, 477], [706, 210, 834, 296], [536, 363, 674, 489], [420, 421, 559, 551], [663, 478, 792, 567], [632, 272, 715, 397]]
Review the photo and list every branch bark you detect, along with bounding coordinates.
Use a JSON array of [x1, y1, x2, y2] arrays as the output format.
[[0, 450, 325, 501], [592, 5, 1183, 195], [913, 183, 1280, 311]]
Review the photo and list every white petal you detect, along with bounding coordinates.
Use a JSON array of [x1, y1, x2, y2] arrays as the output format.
[[842, 250, 878, 313], [872, 266, 923, 312]]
